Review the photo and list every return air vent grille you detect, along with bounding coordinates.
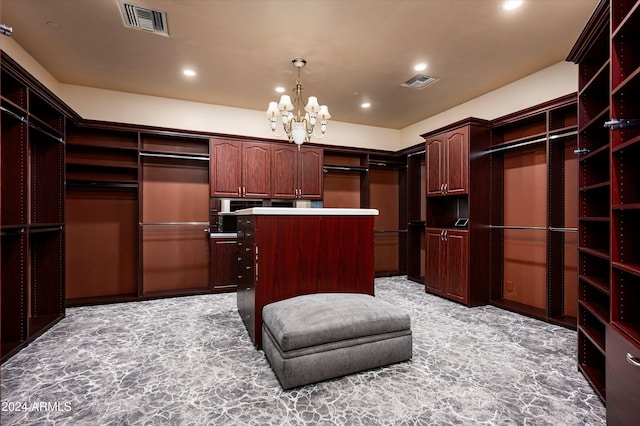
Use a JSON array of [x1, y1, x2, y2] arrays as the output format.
[[120, 2, 169, 36], [401, 74, 438, 90]]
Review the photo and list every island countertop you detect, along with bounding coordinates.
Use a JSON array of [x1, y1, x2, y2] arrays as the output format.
[[233, 207, 379, 216]]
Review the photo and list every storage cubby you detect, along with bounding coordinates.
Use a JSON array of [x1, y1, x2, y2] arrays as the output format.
[[611, 6, 640, 88], [612, 145, 640, 205], [141, 133, 209, 155], [611, 267, 640, 343], [322, 151, 368, 208], [578, 329, 606, 400], [66, 125, 139, 185], [579, 148, 609, 189], [579, 244, 610, 291], [1, 68, 27, 110], [579, 303, 607, 351], [28, 90, 64, 135], [30, 128, 64, 225], [579, 220, 610, 254], [1, 111, 28, 226], [612, 209, 640, 269], [579, 185, 609, 218], [580, 280, 610, 324], [29, 229, 64, 336]]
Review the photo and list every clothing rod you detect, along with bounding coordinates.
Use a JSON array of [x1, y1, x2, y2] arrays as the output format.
[[140, 152, 209, 161], [1, 106, 64, 142], [489, 225, 547, 231], [487, 136, 546, 154], [67, 181, 138, 188], [322, 165, 369, 172], [0, 105, 26, 122], [407, 149, 426, 157], [1, 228, 25, 236], [375, 229, 408, 233], [549, 227, 578, 232], [549, 130, 578, 140], [139, 222, 210, 226], [28, 120, 64, 143]]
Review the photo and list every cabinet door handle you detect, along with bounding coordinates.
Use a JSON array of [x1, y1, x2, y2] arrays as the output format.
[[443, 230, 447, 241], [444, 183, 448, 194], [238, 187, 242, 197], [627, 353, 640, 367]]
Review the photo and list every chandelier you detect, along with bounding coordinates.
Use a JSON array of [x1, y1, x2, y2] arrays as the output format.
[[266, 58, 330, 149]]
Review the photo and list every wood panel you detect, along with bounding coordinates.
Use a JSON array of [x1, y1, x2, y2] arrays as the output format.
[[502, 146, 547, 308], [66, 190, 138, 299]]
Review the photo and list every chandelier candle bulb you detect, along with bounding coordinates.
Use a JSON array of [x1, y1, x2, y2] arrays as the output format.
[[266, 58, 330, 149]]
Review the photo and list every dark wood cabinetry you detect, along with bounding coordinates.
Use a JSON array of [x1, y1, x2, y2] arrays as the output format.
[[423, 120, 490, 307], [210, 138, 271, 198], [65, 125, 139, 303], [426, 229, 468, 302], [271, 145, 323, 199], [235, 210, 376, 348], [1, 60, 66, 362], [487, 96, 578, 328], [426, 127, 468, 196], [210, 235, 237, 292]]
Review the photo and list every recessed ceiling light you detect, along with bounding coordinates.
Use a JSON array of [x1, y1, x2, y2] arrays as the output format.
[[275, 87, 286, 93], [414, 63, 428, 72], [361, 102, 371, 109], [183, 69, 196, 77], [503, 0, 523, 11]]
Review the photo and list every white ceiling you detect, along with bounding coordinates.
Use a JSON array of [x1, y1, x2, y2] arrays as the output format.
[[2, 0, 598, 130]]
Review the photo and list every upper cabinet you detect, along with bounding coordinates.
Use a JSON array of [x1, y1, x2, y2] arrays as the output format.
[[210, 138, 271, 198], [272, 145, 323, 199], [426, 127, 469, 196]]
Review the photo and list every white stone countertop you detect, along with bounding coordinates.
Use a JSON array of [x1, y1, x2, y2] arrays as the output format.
[[232, 207, 379, 216]]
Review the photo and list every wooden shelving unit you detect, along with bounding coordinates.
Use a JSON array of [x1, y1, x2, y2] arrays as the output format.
[[1, 60, 66, 362], [488, 95, 578, 329]]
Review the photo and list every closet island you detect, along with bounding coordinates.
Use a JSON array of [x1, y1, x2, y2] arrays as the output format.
[[234, 207, 379, 348]]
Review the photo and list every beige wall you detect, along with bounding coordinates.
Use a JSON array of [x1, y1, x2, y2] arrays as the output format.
[[4, 37, 577, 152]]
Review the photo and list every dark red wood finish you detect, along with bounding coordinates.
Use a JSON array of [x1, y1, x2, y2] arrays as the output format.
[[271, 145, 323, 199], [236, 213, 376, 349], [606, 326, 640, 425], [210, 236, 237, 292]]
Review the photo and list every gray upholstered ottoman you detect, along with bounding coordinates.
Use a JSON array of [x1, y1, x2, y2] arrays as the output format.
[[261, 292, 412, 389]]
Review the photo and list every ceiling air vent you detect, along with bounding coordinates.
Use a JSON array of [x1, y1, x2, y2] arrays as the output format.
[[401, 74, 438, 90], [120, 2, 169, 36]]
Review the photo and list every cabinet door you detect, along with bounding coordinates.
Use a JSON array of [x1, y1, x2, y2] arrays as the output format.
[[242, 142, 271, 198], [444, 127, 469, 194], [425, 229, 444, 293], [298, 146, 323, 199], [271, 144, 298, 199], [444, 230, 468, 303], [210, 238, 237, 292], [426, 135, 445, 195], [210, 139, 241, 197], [606, 326, 640, 426]]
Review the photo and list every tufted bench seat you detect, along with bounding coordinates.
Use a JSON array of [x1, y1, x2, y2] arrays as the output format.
[[261, 292, 412, 389]]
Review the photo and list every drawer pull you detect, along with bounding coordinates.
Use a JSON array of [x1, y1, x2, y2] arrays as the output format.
[[627, 353, 640, 367]]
